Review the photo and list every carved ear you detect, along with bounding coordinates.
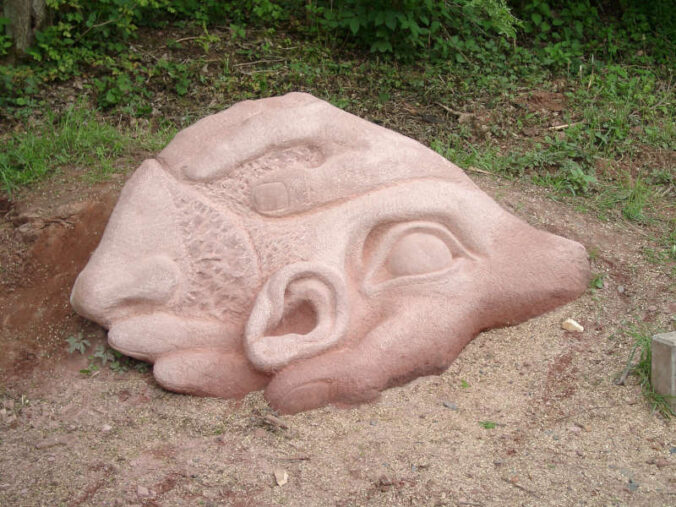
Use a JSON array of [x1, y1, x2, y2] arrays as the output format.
[[244, 262, 349, 373]]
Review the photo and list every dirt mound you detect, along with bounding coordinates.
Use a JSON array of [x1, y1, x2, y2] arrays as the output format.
[[0, 191, 117, 379]]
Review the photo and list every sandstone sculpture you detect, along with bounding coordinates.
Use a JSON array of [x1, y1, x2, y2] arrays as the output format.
[[71, 93, 590, 413]]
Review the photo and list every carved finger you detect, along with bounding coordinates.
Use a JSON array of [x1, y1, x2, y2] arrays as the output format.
[[108, 313, 243, 362], [264, 312, 470, 414], [153, 348, 270, 399], [160, 93, 366, 182]]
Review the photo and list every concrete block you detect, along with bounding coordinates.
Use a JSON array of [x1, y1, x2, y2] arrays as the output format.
[[651, 332, 676, 412]]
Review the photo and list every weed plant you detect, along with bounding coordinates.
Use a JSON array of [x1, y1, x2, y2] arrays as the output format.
[[65, 333, 149, 375], [623, 327, 675, 419]]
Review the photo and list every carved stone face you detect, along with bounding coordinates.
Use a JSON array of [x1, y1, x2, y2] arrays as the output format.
[[71, 93, 590, 413]]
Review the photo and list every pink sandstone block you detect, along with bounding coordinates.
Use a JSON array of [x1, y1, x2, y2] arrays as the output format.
[[71, 93, 590, 413]]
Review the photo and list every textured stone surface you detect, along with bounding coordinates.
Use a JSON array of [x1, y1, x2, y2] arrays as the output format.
[[70, 92, 590, 413], [651, 332, 676, 412]]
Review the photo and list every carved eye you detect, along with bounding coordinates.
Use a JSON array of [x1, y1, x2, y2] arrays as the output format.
[[362, 221, 474, 293], [386, 232, 453, 277]]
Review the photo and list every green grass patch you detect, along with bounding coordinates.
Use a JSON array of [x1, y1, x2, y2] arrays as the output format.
[[623, 326, 674, 419], [0, 105, 174, 195], [0, 3, 673, 236]]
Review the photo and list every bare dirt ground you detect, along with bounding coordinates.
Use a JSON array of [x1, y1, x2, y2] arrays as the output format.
[[0, 162, 674, 506]]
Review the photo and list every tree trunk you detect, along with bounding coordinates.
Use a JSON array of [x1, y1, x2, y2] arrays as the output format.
[[3, 0, 48, 55]]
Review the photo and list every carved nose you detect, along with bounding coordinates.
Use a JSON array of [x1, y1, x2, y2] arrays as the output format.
[[70, 159, 184, 328], [71, 255, 180, 327], [245, 262, 349, 373], [486, 227, 590, 327]]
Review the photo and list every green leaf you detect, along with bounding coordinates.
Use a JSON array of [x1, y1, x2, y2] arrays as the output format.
[[540, 2, 552, 17], [370, 39, 393, 53], [590, 273, 605, 289], [531, 12, 542, 26], [385, 11, 397, 31], [574, 20, 583, 36], [348, 17, 360, 35]]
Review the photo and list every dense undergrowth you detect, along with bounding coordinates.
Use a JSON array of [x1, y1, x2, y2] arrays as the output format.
[[0, 1, 674, 260]]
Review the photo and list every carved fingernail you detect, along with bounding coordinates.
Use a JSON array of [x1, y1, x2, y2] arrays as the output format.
[[277, 381, 330, 414], [252, 182, 289, 212]]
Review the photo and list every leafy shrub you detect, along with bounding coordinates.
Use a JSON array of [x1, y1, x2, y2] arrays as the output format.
[[0, 0, 672, 114], [512, 0, 675, 67], [0, 17, 12, 56], [307, 0, 518, 59]]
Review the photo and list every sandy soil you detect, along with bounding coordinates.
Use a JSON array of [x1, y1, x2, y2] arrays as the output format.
[[0, 168, 674, 506]]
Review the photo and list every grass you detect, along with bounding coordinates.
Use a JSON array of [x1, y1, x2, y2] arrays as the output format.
[[589, 273, 605, 290], [3, 24, 671, 261], [0, 104, 175, 195], [597, 178, 653, 223], [623, 327, 674, 419]]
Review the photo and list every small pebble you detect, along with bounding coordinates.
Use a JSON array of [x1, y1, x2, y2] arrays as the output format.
[[653, 458, 669, 469], [442, 401, 458, 410], [137, 485, 150, 497], [274, 468, 288, 487], [101, 424, 113, 433], [628, 479, 639, 492], [562, 318, 584, 332], [617, 285, 625, 294], [670, 447, 676, 454]]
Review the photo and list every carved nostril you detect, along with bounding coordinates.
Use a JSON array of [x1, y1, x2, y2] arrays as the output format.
[[245, 262, 349, 373], [71, 255, 180, 327], [115, 255, 180, 304]]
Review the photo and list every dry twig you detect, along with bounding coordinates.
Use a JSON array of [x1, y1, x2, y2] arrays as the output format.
[[501, 477, 540, 498]]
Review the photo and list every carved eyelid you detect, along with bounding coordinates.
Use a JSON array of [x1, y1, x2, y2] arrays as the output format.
[[361, 220, 476, 294]]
